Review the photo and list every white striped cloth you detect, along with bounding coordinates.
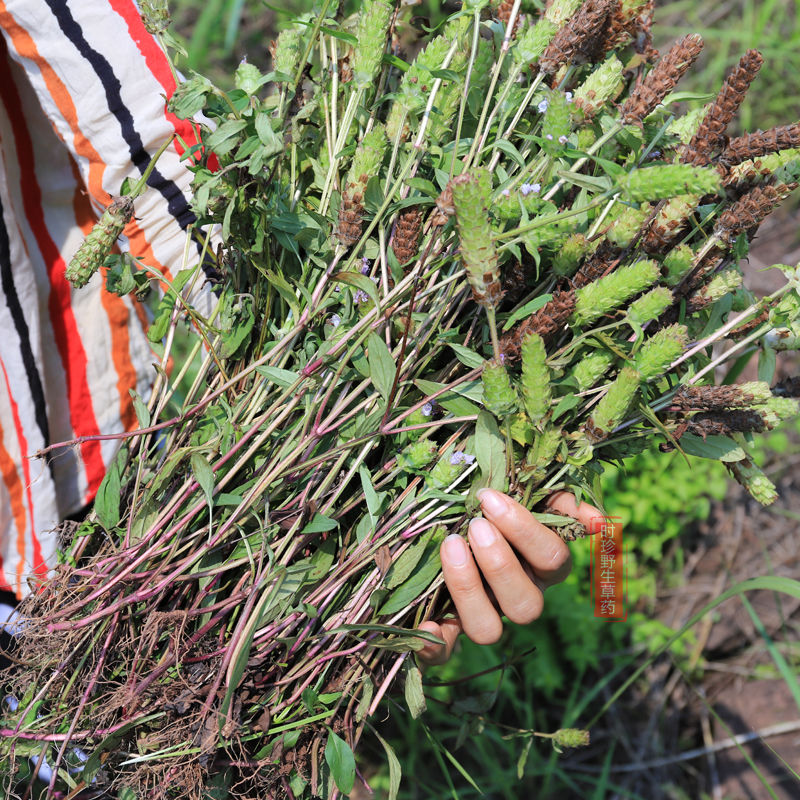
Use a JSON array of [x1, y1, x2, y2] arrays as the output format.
[[0, 0, 217, 597]]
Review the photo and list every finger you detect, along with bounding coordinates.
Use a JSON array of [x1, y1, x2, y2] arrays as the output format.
[[476, 489, 571, 585], [417, 618, 462, 666], [547, 491, 605, 533], [440, 534, 503, 645], [467, 518, 544, 625]]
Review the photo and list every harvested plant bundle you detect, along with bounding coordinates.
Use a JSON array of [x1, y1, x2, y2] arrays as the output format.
[[3, 0, 800, 796]]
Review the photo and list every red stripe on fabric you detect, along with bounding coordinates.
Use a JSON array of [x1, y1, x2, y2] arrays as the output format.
[[0, 358, 46, 587], [0, 38, 106, 500], [107, 0, 218, 169]]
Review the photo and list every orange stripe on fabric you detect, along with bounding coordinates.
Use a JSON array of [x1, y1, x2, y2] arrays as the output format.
[[0, 418, 26, 598], [0, 357, 41, 595], [0, 5, 173, 279], [69, 160, 138, 433]]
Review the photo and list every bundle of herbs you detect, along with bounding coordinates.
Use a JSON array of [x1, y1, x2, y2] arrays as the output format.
[[3, 0, 800, 796]]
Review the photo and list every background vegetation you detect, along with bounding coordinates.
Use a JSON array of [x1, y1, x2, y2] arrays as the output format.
[[160, 2, 800, 797]]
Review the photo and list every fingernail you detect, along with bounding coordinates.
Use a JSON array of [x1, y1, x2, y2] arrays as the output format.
[[469, 518, 495, 548], [443, 534, 468, 565], [476, 488, 507, 517]]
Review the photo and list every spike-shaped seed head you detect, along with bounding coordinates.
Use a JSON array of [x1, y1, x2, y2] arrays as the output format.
[[353, 0, 392, 89], [66, 196, 134, 288], [737, 381, 775, 403], [273, 28, 303, 78], [759, 396, 800, 429], [627, 286, 674, 326], [427, 448, 475, 489], [553, 233, 597, 277], [662, 244, 694, 286], [572, 55, 625, 120], [571, 352, 613, 391], [343, 127, 388, 199], [451, 168, 501, 308], [140, 0, 170, 34], [689, 269, 743, 311], [623, 165, 722, 203], [573, 259, 660, 325], [635, 323, 688, 379], [523, 426, 563, 483], [400, 439, 438, 469], [727, 458, 777, 505], [644, 195, 699, 253], [514, 19, 558, 68], [585, 366, 641, 440], [553, 728, 591, 749], [482, 359, 519, 418], [521, 332, 551, 424], [606, 203, 652, 247], [541, 90, 571, 154], [724, 149, 800, 186], [235, 62, 265, 95], [668, 106, 707, 144]]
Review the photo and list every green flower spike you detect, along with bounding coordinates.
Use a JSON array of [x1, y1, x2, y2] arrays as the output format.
[[627, 286, 674, 326], [451, 168, 501, 308], [572, 259, 660, 325], [552, 728, 590, 749], [586, 366, 641, 441], [521, 332, 551, 424], [760, 396, 800, 429], [635, 323, 688, 380], [662, 244, 694, 286], [523, 426, 563, 484], [513, 19, 558, 69], [571, 352, 613, 391], [737, 381, 774, 403], [66, 196, 134, 288], [727, 458, 777, 505], [690, 269, 743, 310], [606, 203, 652, 248], [572, 56, 624, 120], [343, 127, 388, 200], [353, 0, 392, 89], [623, 165, 721, 203], [541, 90, 571, 154], [553, 233, 597, 277], [400, 438, 438, 470], [273, 28, 303, 79], [667, 105, 708, 144], [427, 449, 475, 489], [482, 359, 519, 417], [726, 149, 800, 185]]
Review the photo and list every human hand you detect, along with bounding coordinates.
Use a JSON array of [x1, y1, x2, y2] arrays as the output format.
[[416, 489, 601, 665]]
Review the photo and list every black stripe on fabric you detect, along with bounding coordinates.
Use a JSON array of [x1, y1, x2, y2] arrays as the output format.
[[0, 196, 51, 451], [43, 0, 212, 271]]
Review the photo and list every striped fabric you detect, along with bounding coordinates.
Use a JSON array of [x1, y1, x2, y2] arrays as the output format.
[[0, 0, 215, 598]]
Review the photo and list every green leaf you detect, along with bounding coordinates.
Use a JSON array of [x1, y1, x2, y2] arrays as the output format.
[[191, 452, 215, 505], [359, 465, 384, 530], [205, 118, 248, 156], [95, 445, 127, 530], [552, 393, 581, 422], [404, 664, 426, 719], [254, 111, 283, 158], [758, 345, 777, 383], [301, 513, 339, 534], [415, 378, 483, 416], [447, 342, 485, 369], [129, 389, 150, 428], [475, 411, 507, 492], [383, 530, 433, 589], [367, 332, 396, 402], [382, 53, 410, 72], [325, 729, 356, 794], [502, 294, 553, 331], [373, 729, 402, 800], [405, 177, 439, 197], [555, 170, 612, 192], [378, 531, 444, 616], [319, 25, 358, 45], [255, 366, 300, 387], [118, 789, 137, 800], [678, 433, 746, 462], [490, 138, 526, 168], [333, 271, 381, 308], [517, 736, 534, 780], [147, 268, 195, 343]]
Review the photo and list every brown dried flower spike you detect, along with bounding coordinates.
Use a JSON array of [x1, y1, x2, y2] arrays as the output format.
[[539, 0, 615, 75], [622, 33, 704, 125], [391, 207, 423, 266], [715, 182, 796, 243], [719, 123, 800, 166], [682, 49, 764, 166]]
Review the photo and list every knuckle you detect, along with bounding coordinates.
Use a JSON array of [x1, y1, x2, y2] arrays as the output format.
[[505, 594, 543, 625]]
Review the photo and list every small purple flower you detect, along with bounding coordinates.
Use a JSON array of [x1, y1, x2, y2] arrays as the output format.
[[545, 133, 554, 141], [360, 257, 371, 275], [330, 313, 341, 327], [559, 134, 568, 145], [421, 402, 433, 417], [353, 289, 370, 304], [501, 188, 511, 197], [334, 285, 341, 292], [520, 182, 541, 197], [499, 353, 506, 364], [449, 451, 476, 466], [565, 91, 573, 103], [537, 98, 549, 113]]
